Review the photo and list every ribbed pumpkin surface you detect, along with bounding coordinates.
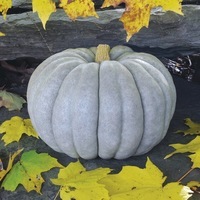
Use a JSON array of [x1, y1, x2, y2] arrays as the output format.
[[27, 45, 176, 159]]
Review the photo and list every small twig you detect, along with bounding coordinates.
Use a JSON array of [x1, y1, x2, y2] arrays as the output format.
[[177, 168, 195, 182], [0, 61, 28, 74], [191, 186, 200, 194], [26, 13, 52, 54], [53, 187, 61, 200]]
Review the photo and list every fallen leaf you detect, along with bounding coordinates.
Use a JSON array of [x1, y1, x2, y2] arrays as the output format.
[[0, 0, 12, 19], [0, 149, 23, 181], [0, 32, 5, 36], [180, 186, 194, 200], [187, 181, 200, 188], [102, 0, 183, 41], [99, 158, 190, 200], [1, 150, 63, 193], [51, 160, 111, 200], [0, 90, 26, 111], [32, 0, 56, 29], [165, 136, 200, 168], [176, 118, 200, 136], [60, 0, 98, 20], [0, 116, 38, 145]]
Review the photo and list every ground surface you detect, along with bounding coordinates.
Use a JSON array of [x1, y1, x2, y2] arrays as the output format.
[[0, 64, 200, 199]]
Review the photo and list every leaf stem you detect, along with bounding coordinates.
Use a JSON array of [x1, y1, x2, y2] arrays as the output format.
[[178, 168, 194, 182], [53, 186, 61, 200]]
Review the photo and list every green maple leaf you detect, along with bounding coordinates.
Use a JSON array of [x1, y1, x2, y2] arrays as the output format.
[[1, 150, 63, 193]]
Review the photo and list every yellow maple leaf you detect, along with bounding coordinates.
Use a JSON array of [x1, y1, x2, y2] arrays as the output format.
[[51, 160, 111, 200], [1, 150, 63, 193], [0, 0, 12, 19], [0, 149, 23, 181], [165, 136, 200, 168], [102, 0, 183, 41], [99, 158, 191, 200], [59, 0, 98, 20], [32, 0, 56, 29], [176, 118, 200, 135], [0, 32, 5, 36], [0, 116, 39, 145]]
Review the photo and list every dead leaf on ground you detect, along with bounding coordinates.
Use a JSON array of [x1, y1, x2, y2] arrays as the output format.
[[0, 90, 26, 111]]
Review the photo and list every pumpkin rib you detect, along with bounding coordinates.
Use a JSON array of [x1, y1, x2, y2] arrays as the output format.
[[122, 60, 166, 155], [112, 62, 144, 159], [29, 60, 85, 153], [98, 61, 143, 159], [89, 47, 97, 55], [110, 45, 133, 60], [28, 51, 89, 90], [117, 53, 176, 117], [134, 56, 176, 119], [98, 61, 122, 159], [65, 48, 95, 62], [52, 63, 99, 159], [27, 54, 88, 116], [27, 56, 85, 130], [133, 60, 169, 144], [133, 59, 173, 140], [71, 63, 99, 159]]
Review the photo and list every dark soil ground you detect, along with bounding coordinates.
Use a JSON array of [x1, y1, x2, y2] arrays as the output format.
[[0, 56, 200, 200]]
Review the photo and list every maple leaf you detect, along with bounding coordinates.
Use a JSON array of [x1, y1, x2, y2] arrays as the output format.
[[102, 0, 183, 41], [32, 0, 56, 29], [187, 181, 200, 189], [1, 150, 63, 193], [0, 0, 12, 19], [176, 118, 200, 136], [51, 160, 111, 200], [99, 158, 191, 200], [165, 136, 200, 168], [0, 32, 5, 36], [0, 149, 23, 181], [0, 116, 39, 145], [0, 90, 26, 111], [59, 0, 98, 21]]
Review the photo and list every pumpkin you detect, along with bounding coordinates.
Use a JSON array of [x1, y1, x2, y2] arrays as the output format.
[[27, 44, 176, 160]]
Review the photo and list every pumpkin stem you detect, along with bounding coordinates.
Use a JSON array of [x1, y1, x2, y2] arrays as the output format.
[[95, 44, 110, 63]]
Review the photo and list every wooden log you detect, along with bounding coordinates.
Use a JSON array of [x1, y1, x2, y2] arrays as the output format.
[[0, 5, 200, 60]]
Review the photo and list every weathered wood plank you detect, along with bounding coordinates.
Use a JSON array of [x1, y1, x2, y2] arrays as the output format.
[[0, 5, 200, 60]]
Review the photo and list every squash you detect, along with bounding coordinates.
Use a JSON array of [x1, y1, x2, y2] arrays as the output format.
[[27, 44, 176, 159]]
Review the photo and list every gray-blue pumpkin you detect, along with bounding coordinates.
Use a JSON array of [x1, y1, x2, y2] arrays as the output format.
[[27, 45, 176, 159]]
